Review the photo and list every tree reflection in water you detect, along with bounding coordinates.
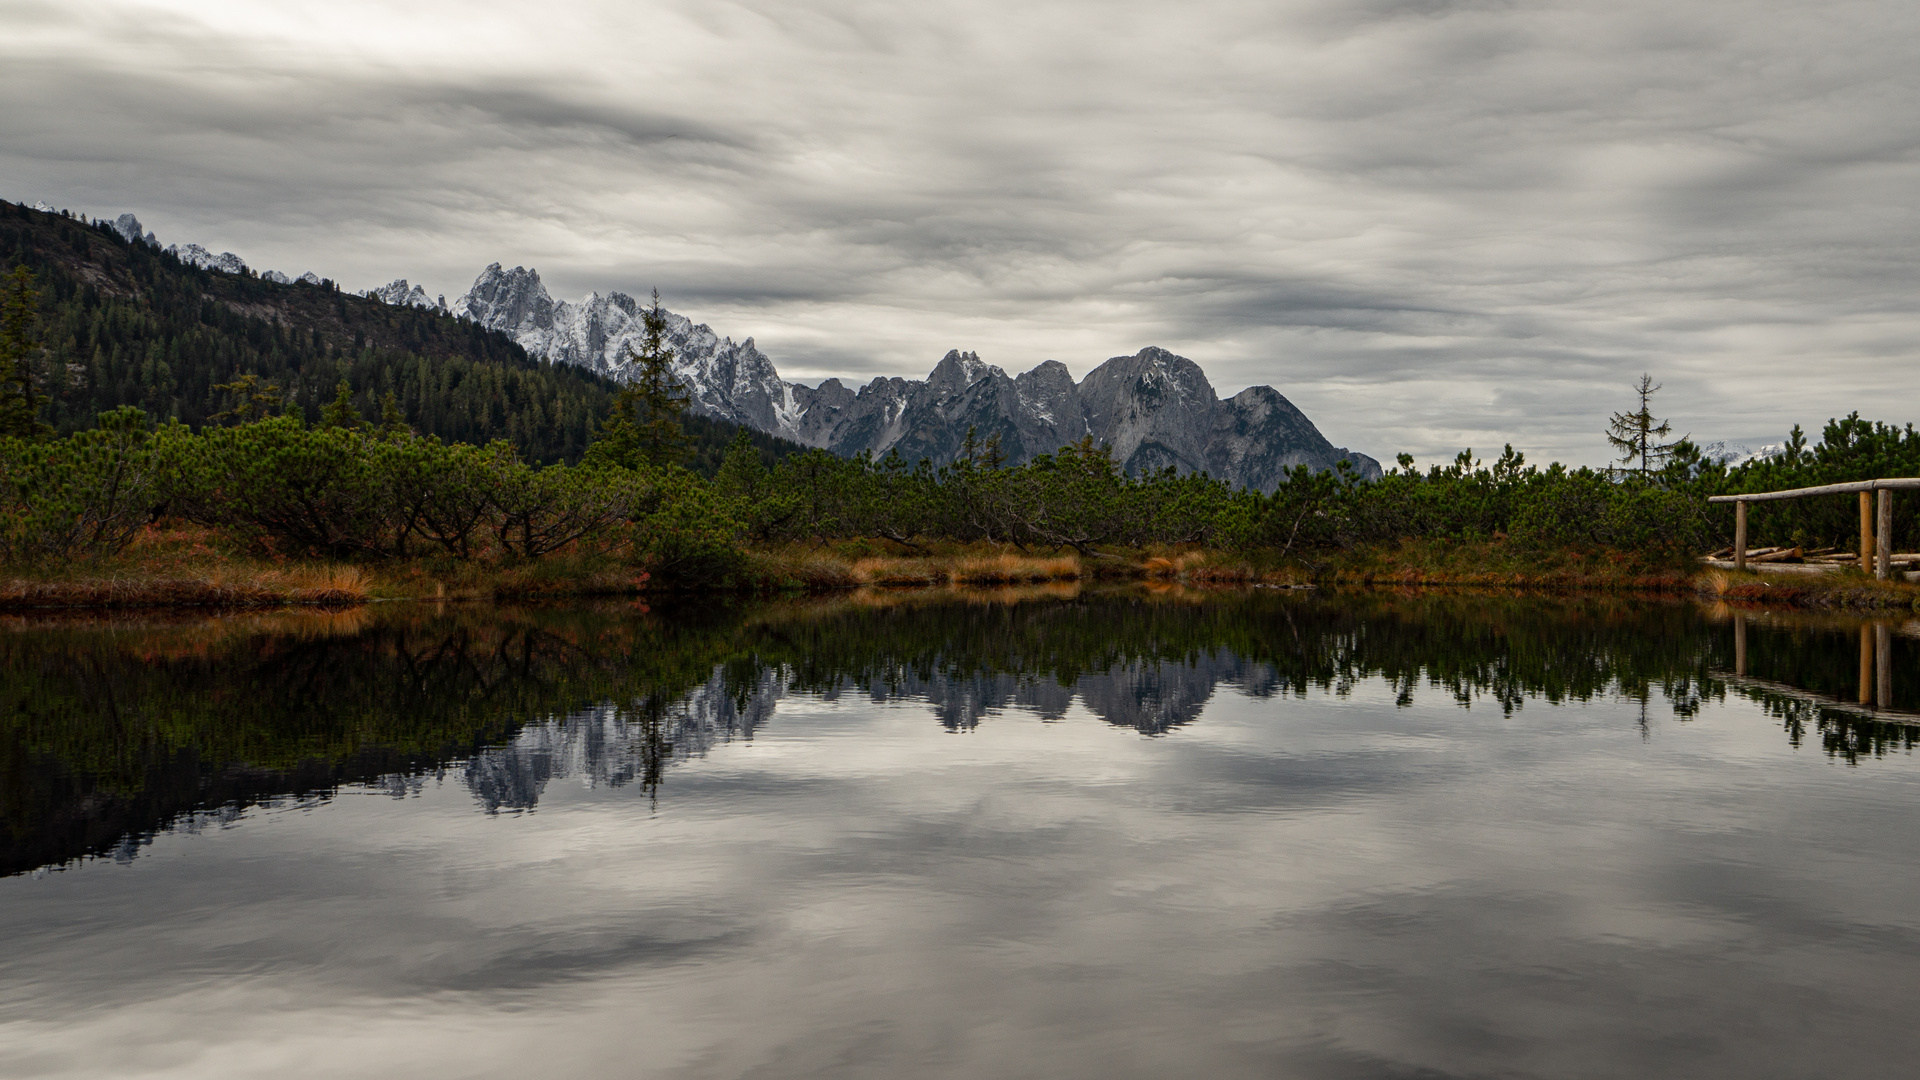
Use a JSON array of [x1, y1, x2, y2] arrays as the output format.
[[3, 587, 1913, 876]]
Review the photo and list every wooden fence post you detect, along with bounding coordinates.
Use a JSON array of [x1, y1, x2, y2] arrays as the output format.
[[1862, 491, 1875, 571], [1877, 489, 1893, 581], [1734, 501, 1748, 571]]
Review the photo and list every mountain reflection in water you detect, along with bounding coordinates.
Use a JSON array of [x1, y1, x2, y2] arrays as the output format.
[[2, 588, 1916, 875], [8, 587, 1920, 1080]]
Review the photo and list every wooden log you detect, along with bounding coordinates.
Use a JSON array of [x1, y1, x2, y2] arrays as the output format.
[[1863, 491, 1874, 571], [1749, 547, 1803, 563], [1713, 480, 1878, 503], [1702, 560, 1839, 575], [1734, 502, 1748, 570], [1878, 489, 1893, 580], [1708, 478, 1920, 504]]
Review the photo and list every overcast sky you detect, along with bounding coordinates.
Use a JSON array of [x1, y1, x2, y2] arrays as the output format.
[[4, 0, 1917, 464]]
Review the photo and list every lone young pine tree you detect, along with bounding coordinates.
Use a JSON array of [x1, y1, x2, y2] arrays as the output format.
[[1606, 373, 1685, 478], [587, 288, 691, 470]]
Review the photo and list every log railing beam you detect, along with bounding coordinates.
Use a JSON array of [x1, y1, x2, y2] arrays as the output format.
[[1709, 477, 1920, 504]]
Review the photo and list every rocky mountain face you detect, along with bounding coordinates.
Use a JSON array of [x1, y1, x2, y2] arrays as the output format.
[[450, 264, 806, 436], [444, 263, 1380, 489], [367, 279, 446, 311], [109, 213, 158, 247], [106, 212, 325, 285], [781, 346, 1380, 489]]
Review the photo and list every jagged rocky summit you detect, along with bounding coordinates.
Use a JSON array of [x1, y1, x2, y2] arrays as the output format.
[[106, 213, 326, 285], [450, 263, 799, 435], [367, 279, 446, 311], [451, 264, 1380, 490]]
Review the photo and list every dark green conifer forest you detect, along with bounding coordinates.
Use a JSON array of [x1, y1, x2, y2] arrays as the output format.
[[0, 199, 799, 469]]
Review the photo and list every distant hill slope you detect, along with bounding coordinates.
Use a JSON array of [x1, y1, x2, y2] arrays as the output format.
[[0, 200, 805, 471]]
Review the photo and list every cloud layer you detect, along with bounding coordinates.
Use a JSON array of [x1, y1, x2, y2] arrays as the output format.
[[4, 0, 1917, 462]]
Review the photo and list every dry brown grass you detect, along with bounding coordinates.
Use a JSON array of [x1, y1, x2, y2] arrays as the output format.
[[0, 565, 374, 610], [260, 565, 373, 605], [848, 556, 942, 587], [847, 552, 1082, 587], [850, 581, 1084, 607], [949, 553, 1081, 584]]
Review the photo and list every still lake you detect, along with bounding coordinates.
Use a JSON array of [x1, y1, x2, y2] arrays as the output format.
[[3, 587, 1919, 1078]]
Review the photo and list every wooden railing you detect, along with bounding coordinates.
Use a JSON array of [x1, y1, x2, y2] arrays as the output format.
[[1708, 478, 1920, 578]]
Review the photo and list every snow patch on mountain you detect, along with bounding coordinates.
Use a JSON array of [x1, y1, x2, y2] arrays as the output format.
[[167, 243, 249, 275], [1700, 440, 1786, 466]]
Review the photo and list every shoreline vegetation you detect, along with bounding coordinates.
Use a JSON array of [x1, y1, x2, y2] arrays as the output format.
[[9, 402, 1920, 613], [7, 529, 1920, 612], [11, 405, 1920, 613]]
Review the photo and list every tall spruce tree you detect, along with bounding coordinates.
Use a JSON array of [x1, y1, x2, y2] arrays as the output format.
[[1606, 373, 1683, 478], [586, 288, 691, 469]]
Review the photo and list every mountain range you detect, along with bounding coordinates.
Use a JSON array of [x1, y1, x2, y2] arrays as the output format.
[[448, 264, 1381, 489], [85, 209, 1379, 487]]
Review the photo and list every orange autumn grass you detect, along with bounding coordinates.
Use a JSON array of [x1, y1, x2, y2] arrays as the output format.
[[0, 564, 372, 610], [849, 552, 1082, 587]]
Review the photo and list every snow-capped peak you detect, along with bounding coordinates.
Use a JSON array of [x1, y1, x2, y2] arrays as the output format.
[[1700, 441, 1786, 467], [168, 243, 249, 275]]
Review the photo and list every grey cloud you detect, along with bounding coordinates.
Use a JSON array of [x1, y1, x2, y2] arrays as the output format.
[[4, 0, 1919, 462]]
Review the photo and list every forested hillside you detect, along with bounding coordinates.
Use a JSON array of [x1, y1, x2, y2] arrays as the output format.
[[0, 200, 802, 468]]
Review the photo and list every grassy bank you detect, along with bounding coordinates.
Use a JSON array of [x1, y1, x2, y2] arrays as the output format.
[[12, 526, 1920, 612]]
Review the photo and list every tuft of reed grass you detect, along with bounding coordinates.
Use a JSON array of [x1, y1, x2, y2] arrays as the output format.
[[846, 552, 1082, 587], [948, 553, 1081, 585], [849, 556, 941, 587]]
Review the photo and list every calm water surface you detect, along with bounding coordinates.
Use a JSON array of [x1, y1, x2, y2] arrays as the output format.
[[3, 588, 1919, 1078]]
